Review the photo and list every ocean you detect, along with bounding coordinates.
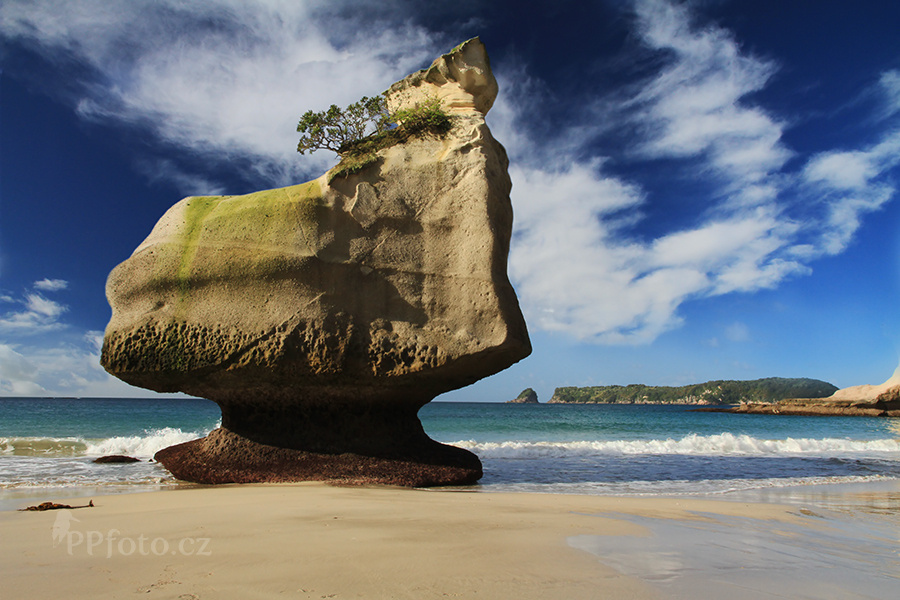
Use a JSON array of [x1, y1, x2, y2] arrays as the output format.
[[2, 397, 899, 505]]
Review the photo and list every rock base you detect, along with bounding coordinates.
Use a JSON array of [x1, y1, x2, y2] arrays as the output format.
[[154, 428, 482, 487]]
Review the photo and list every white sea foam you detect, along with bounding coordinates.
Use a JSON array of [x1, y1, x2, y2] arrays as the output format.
[[451, 433, 900, 458], [0, 454, 176, 490], [0, 425, 214, 491], [84, 427, 206, 458]]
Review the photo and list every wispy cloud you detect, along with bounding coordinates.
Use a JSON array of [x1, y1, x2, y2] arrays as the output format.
[[134, 158, 228, 197], [802, 130, 900, 255], [2, 0, 896, 350], [0, 344, 46, 396], [0, 0, 441, 190], [0, 281, 69, 334], [0, 276, 159, 395], [879, 70, 900, 118], [33, 278, 68, 292], [632, 0, 791, 196], [0, 333, 151, 397], [501, 0, 895, 342]]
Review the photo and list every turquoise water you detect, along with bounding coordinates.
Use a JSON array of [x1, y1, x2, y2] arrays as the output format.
[[1, 398, 898, 496]]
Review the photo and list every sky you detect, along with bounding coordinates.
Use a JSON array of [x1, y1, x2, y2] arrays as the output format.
[[1, 0, 900, 401]]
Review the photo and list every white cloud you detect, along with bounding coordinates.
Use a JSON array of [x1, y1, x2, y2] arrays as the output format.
[[804, 151, 878, 191], [507, 161, 808, 341], [25, 294, 66, 319], [0, 277, 157, 395], [632, 0, 791, 191], [134, 158, 227, 197], [880, 70, 900, 117], [33, 278, 68, 292], [802, 129, 900, 255], [501, 0, 895, 343], [0, 285, 69, 334], [0, 0, 441, 189], [0, 344, 46, 396], [2, 0, 896, 347], [501, 0, 811, 342], [508, 163, 662, 342], [0, 335, 154, 397]]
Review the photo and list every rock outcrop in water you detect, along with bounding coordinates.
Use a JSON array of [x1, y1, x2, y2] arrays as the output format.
[[101, 38, 530, 486], [718, 368, 900, 417], [506, 388, 539, 404]]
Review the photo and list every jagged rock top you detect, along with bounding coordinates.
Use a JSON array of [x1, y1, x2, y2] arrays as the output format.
[[386, 37, 498, 116]]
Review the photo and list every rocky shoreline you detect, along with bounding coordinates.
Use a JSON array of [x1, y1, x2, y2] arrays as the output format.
[[697, 385, 900, 417]]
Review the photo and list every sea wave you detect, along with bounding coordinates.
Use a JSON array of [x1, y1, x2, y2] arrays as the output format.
[[478, 474, 900, 497], [85, 427, 206, 457], [0, 425, 211, 458], [0, 437, 88, 456], [451, 433, 900, 458]]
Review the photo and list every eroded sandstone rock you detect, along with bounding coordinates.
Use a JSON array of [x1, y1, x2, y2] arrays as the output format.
[[101, 38, 530, 485]]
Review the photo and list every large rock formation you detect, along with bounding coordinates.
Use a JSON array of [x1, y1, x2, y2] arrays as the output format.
[[101, 38, 530, 486], [723, 367, 900, 417]]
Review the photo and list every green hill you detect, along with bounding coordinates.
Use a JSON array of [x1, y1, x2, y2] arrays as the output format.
[[548, 378, 838, 405]]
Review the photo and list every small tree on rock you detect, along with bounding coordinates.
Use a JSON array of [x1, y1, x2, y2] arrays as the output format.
[[296, 96, 391, 155], [297, 95, 452, 159]]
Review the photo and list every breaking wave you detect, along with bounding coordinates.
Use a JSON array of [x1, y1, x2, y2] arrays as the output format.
[[452, 433, 900, 458], [0, 425, 213, 459]]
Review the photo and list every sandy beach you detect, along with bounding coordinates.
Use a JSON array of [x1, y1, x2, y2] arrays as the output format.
[[4, 483, 896, 600]]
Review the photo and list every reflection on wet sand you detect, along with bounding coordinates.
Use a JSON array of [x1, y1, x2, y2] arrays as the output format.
[[571, 481, 900, 599]]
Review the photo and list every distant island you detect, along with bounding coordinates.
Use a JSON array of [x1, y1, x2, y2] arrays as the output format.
[[506, 388, 539, 404], [547, 378, 838, 405]]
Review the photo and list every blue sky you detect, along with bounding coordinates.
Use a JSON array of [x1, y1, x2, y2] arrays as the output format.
[[1, 0, 899, 400]]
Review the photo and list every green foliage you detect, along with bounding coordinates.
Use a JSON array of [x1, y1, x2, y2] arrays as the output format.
[[297, 95, 452, 165], [296, 95, 391, 155], [516, 387, 537, 400], [325, 96, 453, 182], [550, 378, 839, 405], [389, 96, 452, 137]]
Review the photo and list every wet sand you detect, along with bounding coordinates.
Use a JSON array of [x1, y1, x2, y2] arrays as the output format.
[[2, 482, 897, 599]]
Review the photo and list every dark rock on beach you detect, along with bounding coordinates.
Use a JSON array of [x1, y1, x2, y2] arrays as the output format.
[[100, 39, 529, 487], [93, 455, 141, 463]]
